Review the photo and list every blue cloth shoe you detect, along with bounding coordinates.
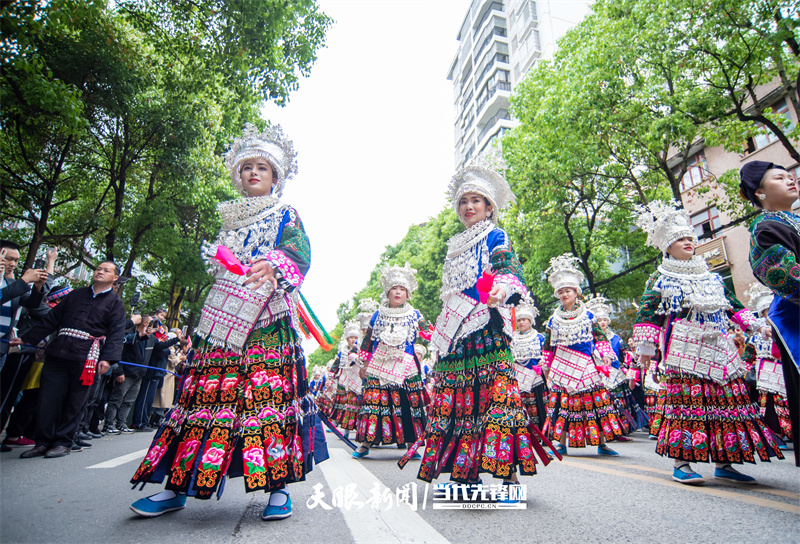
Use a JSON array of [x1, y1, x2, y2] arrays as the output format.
[[130, 493, 187, 517], [352, 447, 370, 459], [672, 464, 705, 485], [554, 443, 567, 456], [261, 490, 292, 520], [714, 465, 757, 485], [597, 444, 619, 456]]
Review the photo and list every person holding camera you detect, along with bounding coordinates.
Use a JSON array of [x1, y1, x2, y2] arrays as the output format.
[[0, 241, 50, 371], [103, 316, 180, 434]]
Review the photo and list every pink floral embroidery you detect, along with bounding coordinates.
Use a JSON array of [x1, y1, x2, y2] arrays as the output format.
[[201, 443, 226, 470], [243, 447, 266, 475], [221, 373, 238, 391], [691, 431, 707, 450], [723, 432, 738, 452], [214, 408, 236, 423], [251, 370, 270, 388], [144, 440, 167, 467], [176, 439, 200, 470], [242, 416, 261, 428], [189, 408, 213, 422], [203, 375, 221, 393]]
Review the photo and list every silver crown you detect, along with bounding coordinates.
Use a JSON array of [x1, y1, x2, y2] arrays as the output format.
[[380, 263, 418, 296], [448, 154, 515, 222], [342, 319, 362, 340], [744, 282, 774, 315], [224, 123, 298, 197], [357, 297, 379, 329], [515, 297, 540, 325], [585, 295, 612, 321], [635, 200, 696, 255], [546, 253, 585, 296]]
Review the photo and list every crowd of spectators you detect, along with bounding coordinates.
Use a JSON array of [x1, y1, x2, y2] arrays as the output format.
[[0, 240, 194, 458]]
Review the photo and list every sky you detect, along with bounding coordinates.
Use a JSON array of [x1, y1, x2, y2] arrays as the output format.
[[262, 0, 471, 344]]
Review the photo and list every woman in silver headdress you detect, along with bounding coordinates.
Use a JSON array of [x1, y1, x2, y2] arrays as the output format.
[[329, 319, 364, 435], [352, 264, 428, 459], [510, 298, 548, 428], [632, 201, 783, 485], [402, 159, 555, 503], [741, 283, 792, 447], [130, 124, 321, 521], [540, 255, 624, 457]]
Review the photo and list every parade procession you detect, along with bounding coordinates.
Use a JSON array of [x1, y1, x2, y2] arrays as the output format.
[[1, 0, 799, 543]]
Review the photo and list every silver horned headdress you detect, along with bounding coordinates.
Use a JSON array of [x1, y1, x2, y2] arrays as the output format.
[[225, 123, 298, 198], [546, 253, 585, 296], [342, 319, 362, 340], [515, 297, 540, 325], [380, 262, 418, 297], [448, 154, 515, 223], [744, 282, 774, 315], [585, 295, 612, 321], [634, 200, 696, 255], [357, 297, 379, 329]]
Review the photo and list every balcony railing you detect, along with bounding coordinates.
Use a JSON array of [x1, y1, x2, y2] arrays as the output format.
[[473, 2, 504, 39], [475, 52, 510, 90], [474, 25, 507, 61], [476, 80, 511, 113], [478, 108, 510, 141]]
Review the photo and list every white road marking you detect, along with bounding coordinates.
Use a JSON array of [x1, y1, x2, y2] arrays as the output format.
[[87, 449, 148, 469], [318, 448, 450, 544]]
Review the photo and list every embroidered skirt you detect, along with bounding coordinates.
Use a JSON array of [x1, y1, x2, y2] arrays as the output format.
[[131, 319, 309, 498], [520, 382, 548, 428], [610, 383, 648, 434], [356, 374, 426, 445], [414, 320, 552, 483], [545, 384, 624, 447], [644, 386, 662, 430], [758, 391, 792, 441], [654, 375, 783, 464], [331, 386, 361, 431]]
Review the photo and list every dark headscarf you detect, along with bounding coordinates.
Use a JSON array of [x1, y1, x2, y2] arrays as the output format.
[[739, 160, 787, 206]]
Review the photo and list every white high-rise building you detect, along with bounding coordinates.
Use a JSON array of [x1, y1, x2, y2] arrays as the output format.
[[448, 0, 593, 169]]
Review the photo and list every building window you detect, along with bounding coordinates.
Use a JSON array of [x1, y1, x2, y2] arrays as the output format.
[[692, 206, 721, 240], [674, 151, 709, 192], [746, 98, 795, 153]]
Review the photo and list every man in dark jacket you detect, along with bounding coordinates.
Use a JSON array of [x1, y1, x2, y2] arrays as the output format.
[[104, 316, 179, 433], [12, 261, 125, 458]]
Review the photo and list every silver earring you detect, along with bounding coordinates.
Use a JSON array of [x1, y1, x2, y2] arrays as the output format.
[[758, 194, 767, 201]]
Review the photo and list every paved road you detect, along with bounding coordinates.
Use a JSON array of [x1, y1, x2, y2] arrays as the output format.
[[1, 429, 798, 544]]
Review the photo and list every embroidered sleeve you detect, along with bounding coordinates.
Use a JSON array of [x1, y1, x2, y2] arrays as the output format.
[[592, 322, 615, 360], [359, 326, 375, 361], [541, 324, 554, 369], [750, 220, 800, 299], [418, 313, 432, 341], [722, 281, 759, 333], [488, 229, 528, 304], [633, 274, 665, 351], [268, 207, 310, 292]]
